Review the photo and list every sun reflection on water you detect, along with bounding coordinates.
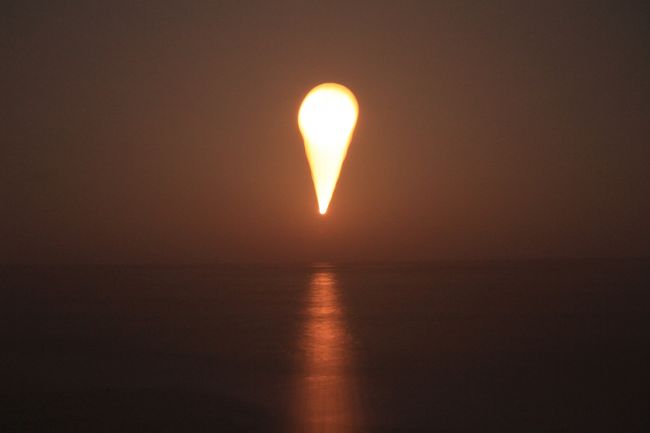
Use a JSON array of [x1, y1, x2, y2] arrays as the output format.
[[295, 267, 361, 433]]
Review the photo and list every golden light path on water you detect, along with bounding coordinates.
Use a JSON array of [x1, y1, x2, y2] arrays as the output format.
[[295, 267, 362, 433], [299, 83, 359, 215]]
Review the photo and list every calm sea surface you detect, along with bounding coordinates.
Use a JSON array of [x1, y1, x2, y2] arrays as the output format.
[[2, 260, 649, 432]]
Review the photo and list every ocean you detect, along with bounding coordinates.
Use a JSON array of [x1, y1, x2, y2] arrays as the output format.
[[2, 260, 648, 432]]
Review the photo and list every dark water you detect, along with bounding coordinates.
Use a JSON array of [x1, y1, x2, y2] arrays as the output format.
[[2, 260, 649, 432]]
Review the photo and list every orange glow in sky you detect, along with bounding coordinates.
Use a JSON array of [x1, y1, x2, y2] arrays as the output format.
[[299, 83, 359, 215]]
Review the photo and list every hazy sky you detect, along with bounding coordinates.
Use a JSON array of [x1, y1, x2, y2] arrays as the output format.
[[2, 1, 649, 263]]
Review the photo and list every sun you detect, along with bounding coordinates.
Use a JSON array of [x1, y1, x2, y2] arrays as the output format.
[[298, 83, 359, 215]]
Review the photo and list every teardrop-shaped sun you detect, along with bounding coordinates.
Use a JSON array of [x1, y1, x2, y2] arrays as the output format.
[[298, 83, 359, 215]]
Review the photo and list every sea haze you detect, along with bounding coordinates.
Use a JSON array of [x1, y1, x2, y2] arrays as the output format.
[[2, 260, 648, 432]]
